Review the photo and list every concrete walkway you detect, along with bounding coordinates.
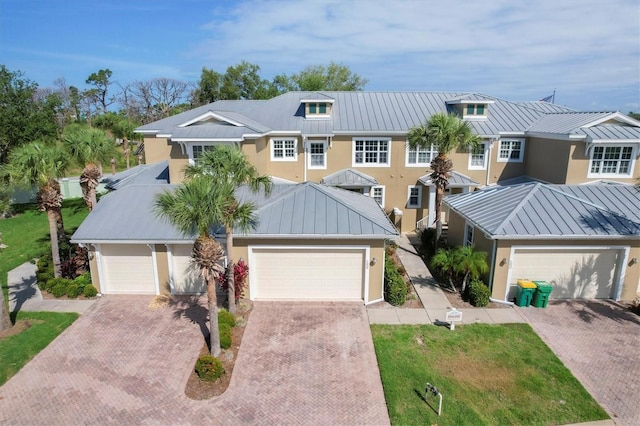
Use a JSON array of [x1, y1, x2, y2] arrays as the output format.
[[7, 262, 96, 314], [367, 233, 526, 325]]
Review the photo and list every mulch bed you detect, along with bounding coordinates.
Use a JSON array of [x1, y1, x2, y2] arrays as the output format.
[[184, 301, 252, 400]]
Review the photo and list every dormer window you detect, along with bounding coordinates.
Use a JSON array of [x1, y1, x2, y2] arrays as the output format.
[[466, 104, 485, 116], [306, 102, 331, 118]]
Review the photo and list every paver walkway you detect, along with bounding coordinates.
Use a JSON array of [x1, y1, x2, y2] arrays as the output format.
[[519, 300, 640, 426], [367, 233, 525, 325], [0, 297, 389, 425]]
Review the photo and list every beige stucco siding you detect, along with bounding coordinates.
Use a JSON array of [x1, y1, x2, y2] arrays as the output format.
[[486, 140, 526, 184], [143, 137, 173, 165], [233, 238, 385, 302], [88, 248, 101, 293], [525, 137, 571, 183], [155, 245, 171, 295]]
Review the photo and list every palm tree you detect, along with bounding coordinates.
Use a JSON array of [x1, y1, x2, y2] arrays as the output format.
[[184, 145, 271, 314], [408, 112, 481, 242], [453, 246, 488, 294], [154, 177, 230, 356], [430, 247, 457, 292], [63, 125, 116, 211], [1, 231, 11, 331], [2, 142, 69, 277]]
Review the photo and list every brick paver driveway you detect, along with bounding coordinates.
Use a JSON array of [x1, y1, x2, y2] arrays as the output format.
[[518, 300, 640, 426], [0, 297, 389, 425]]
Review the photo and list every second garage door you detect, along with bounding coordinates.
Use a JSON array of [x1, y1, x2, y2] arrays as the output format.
[[509, 247, 624, 300], [171, 244, 206, 294], [250, 247, 366, 301], [100, 244, 156, 294]]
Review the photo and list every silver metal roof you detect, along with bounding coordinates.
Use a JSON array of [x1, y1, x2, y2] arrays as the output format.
[[419, 171, 479, 187], [136, 92, 640, 147], [321, 169, 378, 187], [580, 125, 640, 141], [101, 161, 170, 190], [171, 123, 250, 140], [250, 182, 397, 237], [527, 112, 615, 134], [71, 182, 397, 244], [444, 182, 640, 239]]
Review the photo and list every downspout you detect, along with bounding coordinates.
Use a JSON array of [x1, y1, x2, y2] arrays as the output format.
[[486, 140, 494, 186], [488, 238, 497, 297], [303, 136, 307, 182]]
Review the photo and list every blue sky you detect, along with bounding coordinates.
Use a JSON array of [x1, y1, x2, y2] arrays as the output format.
[[1, 0, 638, 112]]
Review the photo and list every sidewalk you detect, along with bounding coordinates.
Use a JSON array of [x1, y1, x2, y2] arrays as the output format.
[[7, 262, 96, 314], [367, 233, 526, 325]]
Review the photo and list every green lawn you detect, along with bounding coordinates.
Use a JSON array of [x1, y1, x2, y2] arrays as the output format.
[[372, 323, 609, 425], [1, 198, 89, 299], [0, 310, 78, 385]]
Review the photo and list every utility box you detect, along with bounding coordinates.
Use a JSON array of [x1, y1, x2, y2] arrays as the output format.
[[532, 281, 553, 308], [515, 279, 537, 307]]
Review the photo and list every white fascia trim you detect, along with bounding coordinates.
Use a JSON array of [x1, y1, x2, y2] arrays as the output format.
[[173, 138, 243, 142], [71, 239, 205, 245], [157, 133, 172, 138], [264, 130, 302, 136], [490, 234, 637, 241], [334, 130, 407, 136], [178, 111, 247, 128], [137, 129, 160, 135], [239, 234, 396, 240], [498, 131, 526, 136], [446, 99, 496, 105], [582, 112, 636, 128], [300, 98, 335, 104], [526, 131, 585, 141], [587, 138, 640, 144]]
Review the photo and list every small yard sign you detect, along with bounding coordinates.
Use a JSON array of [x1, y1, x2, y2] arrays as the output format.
[[445, 309, 462, 330]]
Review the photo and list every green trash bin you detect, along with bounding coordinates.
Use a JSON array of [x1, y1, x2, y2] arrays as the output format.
[[515, 279, 537, 307], [532, 281, 553, 308]]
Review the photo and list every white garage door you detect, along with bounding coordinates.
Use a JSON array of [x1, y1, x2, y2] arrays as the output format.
[[101, 244, 156, 294], [171, 244, 206, 294], [251, 247, 366, 300], [509, 247, 623, 300]]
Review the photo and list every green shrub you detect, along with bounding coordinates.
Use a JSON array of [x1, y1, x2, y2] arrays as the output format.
[[65, 283, 80, 298], [195, 355, 225, 382], [419, 228, 437, 258], [50, 278, 73, 298], [73, 272, 92, 287], [83, 284, 98, 298], [384, 255, 407, 306], [219, 323, 232, 349], [218, 310, 236, 328], [468, 279, 491, 307]]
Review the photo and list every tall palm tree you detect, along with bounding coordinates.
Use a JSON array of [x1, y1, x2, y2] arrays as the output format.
[[184, 145, 270, 314], [408, 112, 481, 242], [154, 177, 230, 356], [0, 232, 11, 331], [2, 142, 69, 277], [63, 125, 116, 211]]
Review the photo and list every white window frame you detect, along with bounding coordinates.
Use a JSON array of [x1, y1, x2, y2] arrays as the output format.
[[463, 103, 487, 118], [406, 142, 438, 167], [307, 140, 328, 170], [370, 185, 385, 208], [497, 138, 525, 163], [587, 144, 636, 178], [464, 222, 474, 247], [352, 137, 391, 167], [468, 142, 488, 170], [406, 185, 422, 208], [188, 143, 217, 164], [270, 138, 298, 162]]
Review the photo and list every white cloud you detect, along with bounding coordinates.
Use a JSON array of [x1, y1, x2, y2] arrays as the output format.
[[191, 0, 639, 110]]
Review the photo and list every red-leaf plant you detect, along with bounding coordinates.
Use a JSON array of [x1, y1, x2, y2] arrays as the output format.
[[218, 258, 249, 302]]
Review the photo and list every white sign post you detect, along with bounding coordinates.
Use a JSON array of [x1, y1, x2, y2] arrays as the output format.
[[445, 309, 463, 330]]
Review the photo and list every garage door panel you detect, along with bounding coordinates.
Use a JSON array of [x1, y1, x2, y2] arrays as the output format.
[[252, 248, 365, 300], [172, 245, 206, 294], [101, 244, 156, 294], [510, 248, 620, 300]]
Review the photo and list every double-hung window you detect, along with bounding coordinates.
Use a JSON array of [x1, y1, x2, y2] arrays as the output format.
[[370, 186, 385, 207], [498, 138, 524, 162], [353, 138, 390, 166], [271, 138, 297, 161], [406, 143, 438, 167], [468, 142, 487, 169], [589, 145, 634, 176], [308, 140, 327, 169], [191, 144, 216, 164], [464, 223, 474, 247], [407, 186, 422, 208]]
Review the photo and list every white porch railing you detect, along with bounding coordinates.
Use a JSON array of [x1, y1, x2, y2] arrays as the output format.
[[416, 217, 430, 231]]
